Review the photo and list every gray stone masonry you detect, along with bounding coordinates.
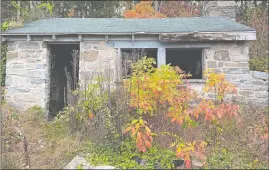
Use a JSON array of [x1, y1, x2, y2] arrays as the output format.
[[5, 41, 47, 110], [193, 41, 268, 106], [4, 40, 268, 111], [79, 41, 119, 89]]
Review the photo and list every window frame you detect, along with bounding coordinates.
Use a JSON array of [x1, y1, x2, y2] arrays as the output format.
[[165, 47, 206, 81]]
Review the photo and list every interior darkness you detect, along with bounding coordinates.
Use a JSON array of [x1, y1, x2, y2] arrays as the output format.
[[166, 49, 202, 79], [49, 44, 79, 118], [121, 48, 157, 76]]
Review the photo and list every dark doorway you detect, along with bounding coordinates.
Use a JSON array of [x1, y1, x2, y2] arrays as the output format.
[[166, 49, 203, 79], [48, 43, 79, 118]]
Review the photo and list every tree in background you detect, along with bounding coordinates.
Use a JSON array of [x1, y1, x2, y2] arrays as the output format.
[[123, 1, 166, 18], [1, 1, 123, 22], [159, 0, 201, 17], [235, 1, 269, 72]]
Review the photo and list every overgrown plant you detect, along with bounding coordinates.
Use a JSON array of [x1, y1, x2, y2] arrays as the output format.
[[123, 58, 240, 169]]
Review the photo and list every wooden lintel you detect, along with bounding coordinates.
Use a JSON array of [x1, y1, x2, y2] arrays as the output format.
[[105, 35, 108, 42], [78, 34, 83, 41], [159, 32, 256, 42], [1, 36, 7, 42], [52, 35, 56, 40], [132, 34, 135, 41], [27, 35, 31, 41]]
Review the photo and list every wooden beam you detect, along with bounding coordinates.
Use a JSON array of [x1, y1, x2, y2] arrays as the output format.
[[78, 34, 83, 41], [157, 47, 166, 67], [27, 35, 31, 41], [1, 36, 7, 42], [107, 40, 211, 49], [52, 34, 56, 40], [132, 34, 135, 41], [105, 35, 108, 42], [160, 32, 256, 42]]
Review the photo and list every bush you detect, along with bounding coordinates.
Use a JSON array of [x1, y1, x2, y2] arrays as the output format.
[[249, 57, 269, 72], [26, 105, 45, 122], [77, 139, 175, 169], [49, 57, 268, 169]]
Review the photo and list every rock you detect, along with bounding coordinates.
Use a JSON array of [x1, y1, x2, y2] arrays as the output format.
[[18, 42, 40, 49], [206, 61, 217, 68], [12, 63, 24, 69], [7, 42, 16, 51], [139, 159, 146, 167], [192, 159, 203, 167], [251, 71, 269, 80], [64, 156, 91, 169], [90, 166, 115, 169], [255, 91, 269, 98], [64, 155, 115, 170], [222, 68, 249, 74], [27, 70, 46, 78], [214, 50, 230, 61], [238, 62, 249, 68], [7, 51, 18, 59], [30, 78, 46, 84], [239, 90, 254, 97], [81, 50, 99, 62]]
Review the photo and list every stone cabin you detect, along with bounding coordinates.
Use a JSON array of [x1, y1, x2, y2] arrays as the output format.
[[2, 2, 268, 118]]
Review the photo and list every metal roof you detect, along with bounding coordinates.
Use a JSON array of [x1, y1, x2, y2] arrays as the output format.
[[2, 17, 255, 35]]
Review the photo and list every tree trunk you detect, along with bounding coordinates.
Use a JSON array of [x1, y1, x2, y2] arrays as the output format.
[[254, 0, 257, 7], [61, 2, 64, 17], [29, 1, 33, 9], [154, 1, 159, 12], [17, 0, 21, 21]]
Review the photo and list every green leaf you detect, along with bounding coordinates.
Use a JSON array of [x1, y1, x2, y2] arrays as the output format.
[[131, 119, 138, 125]]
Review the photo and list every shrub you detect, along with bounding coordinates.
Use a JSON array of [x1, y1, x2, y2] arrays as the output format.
[[123, 58, 239, 168], [249, 57, 269, 72], [26, 105, 45, 122], [52, 57, 262, 169]]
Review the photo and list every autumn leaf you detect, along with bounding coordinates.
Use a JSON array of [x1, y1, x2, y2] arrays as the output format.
[[145, 140, 152, 148], [131, 127, 136, 137], [88, 112, 94, 119], [123, 126, 131, 134], [185, 159, 191, 169]]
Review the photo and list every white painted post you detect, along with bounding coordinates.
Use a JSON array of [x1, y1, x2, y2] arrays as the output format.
[[157, 47, 166, 67]]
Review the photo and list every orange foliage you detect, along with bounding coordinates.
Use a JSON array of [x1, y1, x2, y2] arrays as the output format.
[[124, 1, 166, 18], [123, 118, 153, 152], [88, 112, 94, 120], [123, 58, 240, 168], [255, 116, 269, 140], [175, 141, 207, 169]]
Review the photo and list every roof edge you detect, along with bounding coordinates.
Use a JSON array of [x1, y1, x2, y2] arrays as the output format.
[[1, 31, 256, 42], [1, 30, 256, 36]]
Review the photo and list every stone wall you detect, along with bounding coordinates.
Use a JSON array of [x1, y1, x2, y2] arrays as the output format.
[[79, 41, 119, 87], [4, 40, 268, 111], [5, 41, 48, 110], [191, 41, 269, 106]]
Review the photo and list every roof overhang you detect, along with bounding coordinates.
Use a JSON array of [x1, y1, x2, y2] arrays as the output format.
[[1, 31, 256, 42]]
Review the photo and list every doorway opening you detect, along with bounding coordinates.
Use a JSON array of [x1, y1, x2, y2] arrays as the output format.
[[166, 49, 203, 79], [48, 43, 80, 119]]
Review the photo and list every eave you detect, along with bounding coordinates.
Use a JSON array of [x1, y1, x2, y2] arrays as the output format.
[[1, 31, 256, 42]]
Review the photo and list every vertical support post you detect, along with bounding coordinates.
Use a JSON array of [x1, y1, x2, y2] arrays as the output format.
[[115, 48, 121, 82], [79, 41, 83, 87], [157, 47, 166, 67], [44, 42, 51, 121]]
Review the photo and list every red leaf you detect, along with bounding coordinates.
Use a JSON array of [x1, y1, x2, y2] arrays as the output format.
[[185, 159, 191, 169]]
